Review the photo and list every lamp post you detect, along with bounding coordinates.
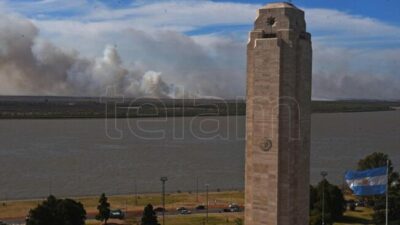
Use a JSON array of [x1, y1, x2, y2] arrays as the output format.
[[135, 179, 138, 205], [321, 171, 328, 225], [196, 177, 199, 202], [49, 179, 52, 196], [388, 178, 399, 225], [160, 177, 168, 225], [205, 184, 209, 223], [125, 200, 128, 217], [386, 160, 389, 225]]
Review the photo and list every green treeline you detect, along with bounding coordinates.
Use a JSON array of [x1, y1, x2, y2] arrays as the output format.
[[0, 97, 399, 119]]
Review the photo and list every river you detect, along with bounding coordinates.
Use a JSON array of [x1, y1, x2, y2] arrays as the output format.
[[0, 110, 399, 200]]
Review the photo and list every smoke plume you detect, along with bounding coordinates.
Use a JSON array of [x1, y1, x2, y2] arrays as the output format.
[[0, 13, 187, 98], [312, 44, 400, 100], [1, 10, 398, 100]]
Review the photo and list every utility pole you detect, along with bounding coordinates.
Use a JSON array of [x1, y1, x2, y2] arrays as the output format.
[[205, 184, 209, 223], [49, 178, 52, 196], [135, 179, 138, 205], [125, 200, 128, 217], [196, 177, 199, 202], [386, 160, 389, 225], [160, 177, 168, 225], [321, 171, 328, 225]]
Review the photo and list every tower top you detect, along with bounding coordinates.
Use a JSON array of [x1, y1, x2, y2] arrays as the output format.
[[254, 1, 307, 36], [261, 2, 299, 10]]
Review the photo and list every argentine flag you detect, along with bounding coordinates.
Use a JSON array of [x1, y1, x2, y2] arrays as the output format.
[[345, 166, 387, 196]]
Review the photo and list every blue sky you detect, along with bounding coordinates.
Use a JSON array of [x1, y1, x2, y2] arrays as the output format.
[[217, 0, 400, 24], [10, 0, 400, 26], [0, 0, 399, 99]]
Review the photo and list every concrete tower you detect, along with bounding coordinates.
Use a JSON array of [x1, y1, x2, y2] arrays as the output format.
[[245, 2, 312, 225]]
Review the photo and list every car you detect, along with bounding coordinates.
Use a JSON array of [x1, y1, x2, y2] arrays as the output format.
[[180, 209, 192, 214], [230, 206, 241, 212], [347, 202, 356, 211], [229, 203, 239, 209], [195, 205, 206, 210], [109, 209, 125, 219], [176, 207, 187, 211], [355, 201, 365, 207], [154, 207, 166, 212], [220, 206, 240, 213], [0, 221, 7, 225]]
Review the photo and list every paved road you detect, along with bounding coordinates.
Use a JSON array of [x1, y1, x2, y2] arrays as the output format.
[[2, 207, 242, 224]]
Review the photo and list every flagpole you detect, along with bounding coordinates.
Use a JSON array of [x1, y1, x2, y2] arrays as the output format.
[[386, 159, 389, 225]]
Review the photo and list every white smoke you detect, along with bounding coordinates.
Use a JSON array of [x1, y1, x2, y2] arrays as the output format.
[[1, 8, 399, 100], [312, 43, 400, 100], [0, 13, 188, 98]]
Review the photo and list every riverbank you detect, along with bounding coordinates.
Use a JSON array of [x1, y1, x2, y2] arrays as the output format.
[[0, 191, 243, 219], [0, 96, 399, 119], [1, 191, 375, 225]]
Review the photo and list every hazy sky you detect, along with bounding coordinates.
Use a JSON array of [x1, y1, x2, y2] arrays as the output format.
[[0, 0, 399, 99]]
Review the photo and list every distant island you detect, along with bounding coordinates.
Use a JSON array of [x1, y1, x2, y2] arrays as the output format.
[[0, 96, 399, 119]]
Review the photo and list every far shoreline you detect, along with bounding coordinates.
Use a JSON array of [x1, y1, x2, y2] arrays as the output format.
[[0, 97, 399, 119], [0, 189, 243, 203], [0, 108, 398, 120]]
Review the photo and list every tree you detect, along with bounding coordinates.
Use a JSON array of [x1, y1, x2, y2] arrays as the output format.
[[96, 193, 111, 225], [358, 152, 390, 170], [26, 195, 86, 225], [309, 180, 346, 225], [234, 218, 243, 225], [357, 152, 400, 225], [358, 152, 399, 184], [141, 204, 160, 225], [372, 187, 400, 225], [310, 185, 317, 210]]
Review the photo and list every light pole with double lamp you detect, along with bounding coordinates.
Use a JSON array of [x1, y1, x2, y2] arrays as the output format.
[[321, 171, 328, 225], [205, 184, 210, 223], [160, 177, 168, 225]]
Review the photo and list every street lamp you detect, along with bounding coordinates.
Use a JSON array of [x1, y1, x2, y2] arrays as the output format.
[[125, 200, 128, 217], [135, 179, 138, 205], [160, 177, 168, 225], [196, 177, 199, 202], [205, 184, 210, 223], [321, 171, 328, 225]]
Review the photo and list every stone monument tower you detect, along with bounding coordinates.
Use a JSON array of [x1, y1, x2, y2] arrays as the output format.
[[245, 2, 312, 225]]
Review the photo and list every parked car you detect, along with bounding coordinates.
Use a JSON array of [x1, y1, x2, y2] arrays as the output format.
[[222, 208, 231, 212], [229, 203, 239, 209], [180, 209, 192, 214], [154, 207, 166, 212], [355, 201, 365, 207], [109, 209, 125, 219], [220, 203, 241, 212], [346, 200, 356, 211], [230, 206, 241, 212], [195, 205, 206, 210], [176, 207, 187, 212]]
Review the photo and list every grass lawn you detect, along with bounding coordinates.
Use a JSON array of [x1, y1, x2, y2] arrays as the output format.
[[85, 213, 243, 225], [163, 213, 243, 225], [334, 207, 374, 225]]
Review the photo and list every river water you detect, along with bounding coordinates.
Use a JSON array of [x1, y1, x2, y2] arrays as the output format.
[[0, 111, 399, 200]]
